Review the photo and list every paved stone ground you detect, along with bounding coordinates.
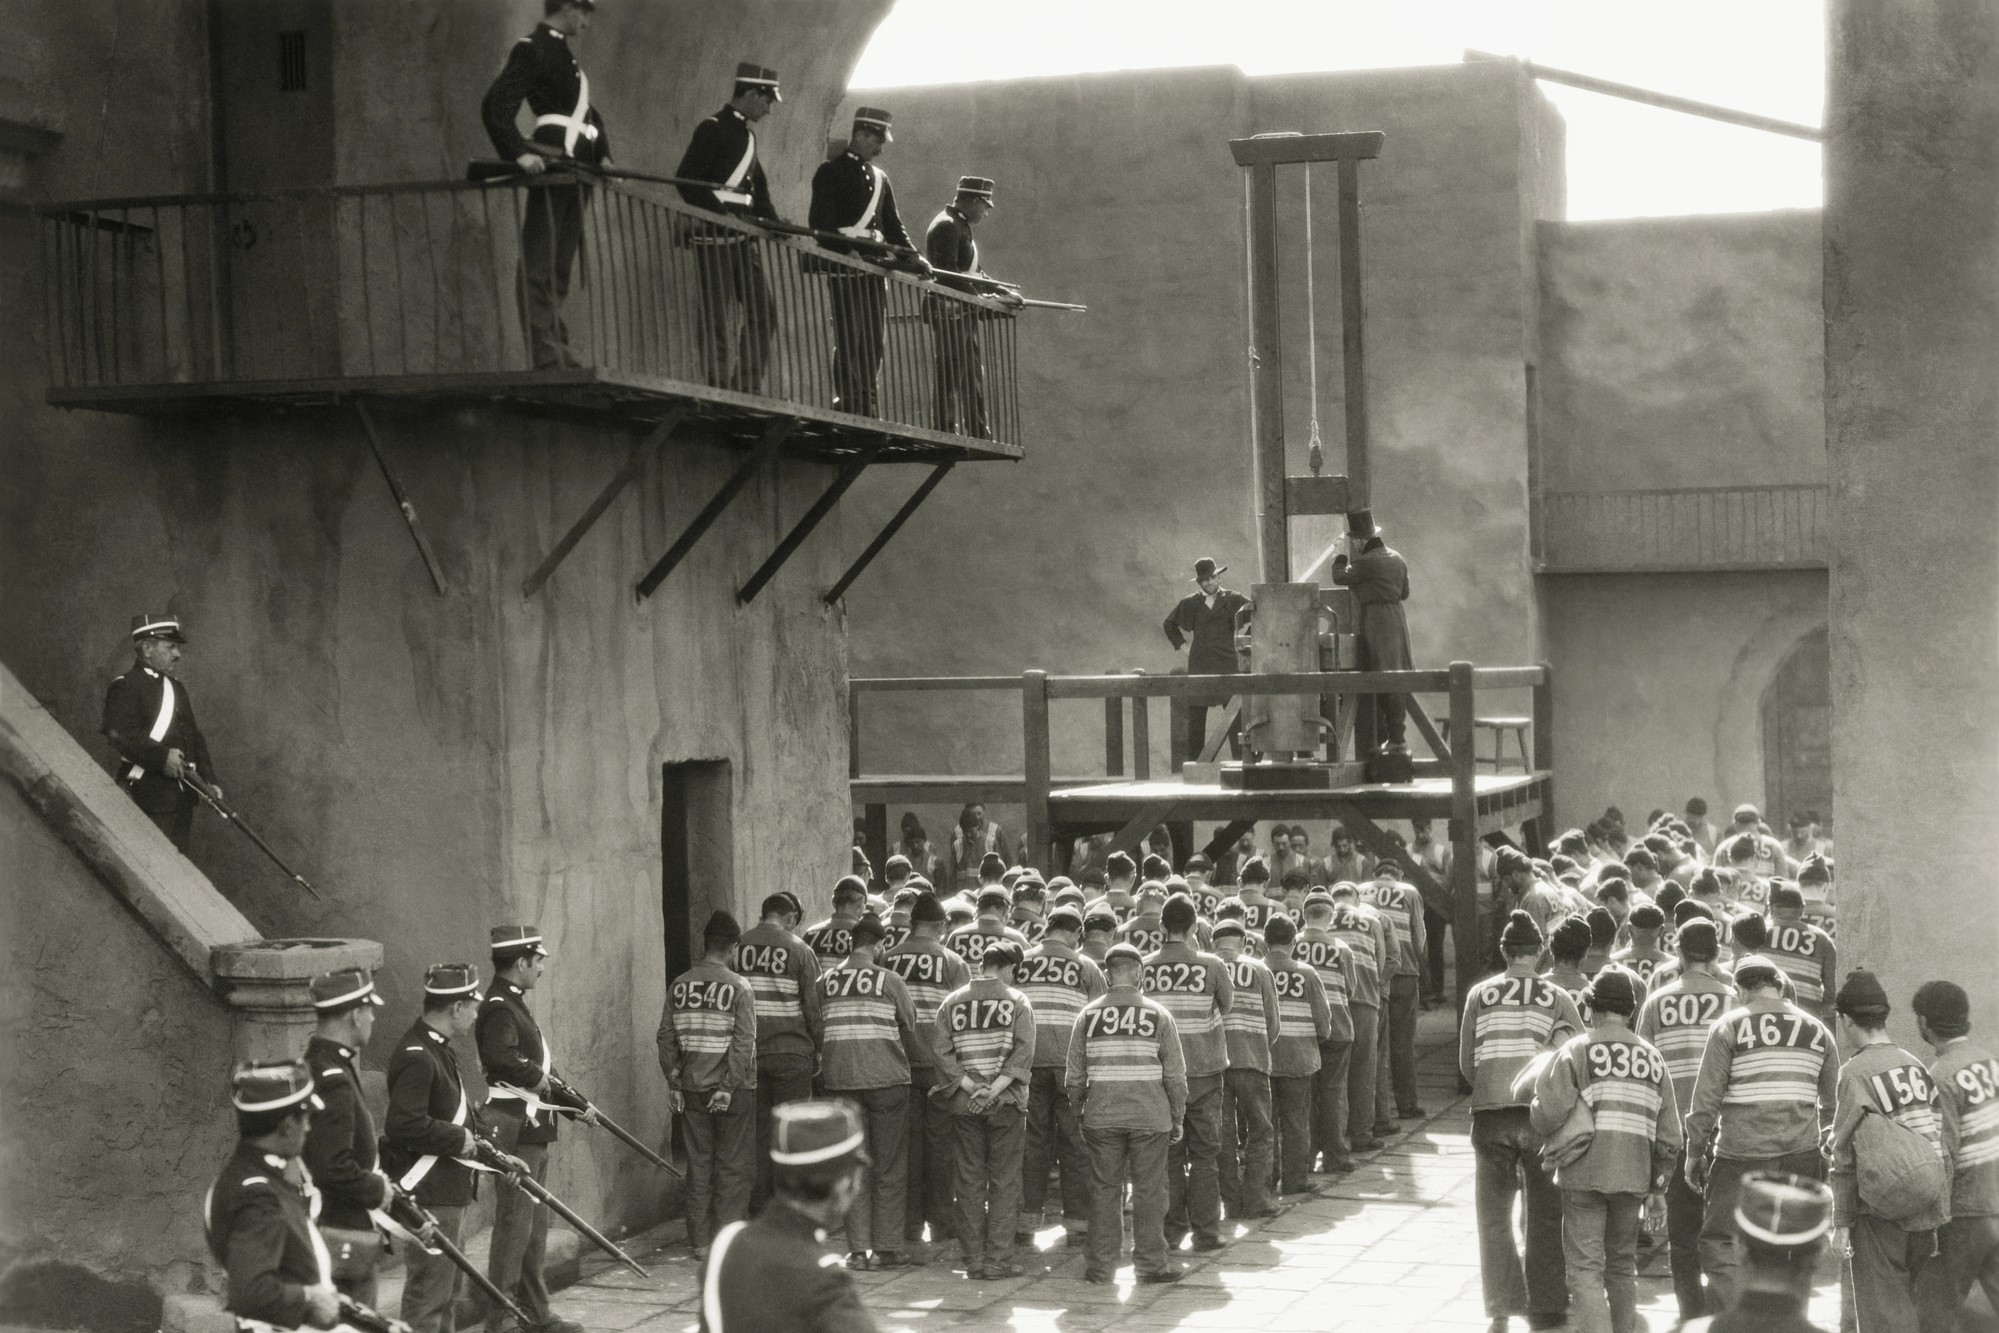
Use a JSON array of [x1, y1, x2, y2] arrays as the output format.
[[550, 1005, 1842, 1331]]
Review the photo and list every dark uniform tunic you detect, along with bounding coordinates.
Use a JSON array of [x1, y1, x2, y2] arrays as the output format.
[[700, 1201, 878, 1333], [299, 1036, 386, 1301], [204, 1141, 328, 1329], [480, 23, 609, 370], [922, 206, 990, 436], [477, 979, 582, 1327], [808, 152, 916, 417], [101, 662, 215, 848], [1163, 586, 1250, 755], [383, 1019, 480, 1333], [674, 105, 778, 391]]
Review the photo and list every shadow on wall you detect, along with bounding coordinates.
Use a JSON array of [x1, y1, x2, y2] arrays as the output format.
[[0, 1253, 161, 1333]]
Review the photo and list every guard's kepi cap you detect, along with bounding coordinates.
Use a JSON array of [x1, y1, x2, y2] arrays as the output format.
[[490, 926, 549, 960], [852, 105, 894, 141], [131, 612, 187, 643], [310, 967, 385, 1012], [231, 1059, 321, 1113], [735, 62, 781, 101], [770, 1099, 868, 1170], [423, 962, 482, 997], [956, 175, 996, 204], [1734, 1171, 1834, 1248]]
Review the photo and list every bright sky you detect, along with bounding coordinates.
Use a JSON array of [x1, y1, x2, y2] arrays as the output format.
[[851, 0, 1824, 220]]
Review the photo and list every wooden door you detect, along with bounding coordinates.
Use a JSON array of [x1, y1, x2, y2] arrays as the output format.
[[1761, 626, 1832, 828]]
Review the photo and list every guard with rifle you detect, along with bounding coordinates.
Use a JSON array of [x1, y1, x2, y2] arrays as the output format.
[[476, 929, 592, 1333], [808, 106, 930, 418], [204, 1058, 411, 1333], [480, 0, 609, 371], [385, 964, 528, 1333], [675, 63, 781, 393], [102, 612, 217, 853], [923, 176, 1015, 438], [301, 969, 390, 1306]]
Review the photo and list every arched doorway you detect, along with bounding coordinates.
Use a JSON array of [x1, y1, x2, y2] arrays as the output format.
[[1761, 626, 1832, 830]]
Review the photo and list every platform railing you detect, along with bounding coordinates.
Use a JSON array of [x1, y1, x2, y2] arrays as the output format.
[[40, 176, 1021, 446], [1533, 483, 1829, 572]]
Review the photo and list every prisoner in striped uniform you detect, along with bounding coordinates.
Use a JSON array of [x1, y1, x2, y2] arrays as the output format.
[[1914, 980, 1999, 1330], [1633, 918, 1736, 1322], [1064, 944, 1188, 1286], [1297, 895, 1358, 1173], [1262, 915, 1332, 1197], [881, 892, 971, 1251], [1212, 920, 1282, 1218], [932, 941, 1037, 1278], [1828, 969, 1947, 1333], [803, 876, 871, 965], [1367, 862, 1429, 1120], [807, 912, 921, 1270], [1532, 967, 1682, 1333], [1761, 887, 1837, 1020], [658, 911, 760, 1257], [1142, 895, 1234, 1253], [1326, 884, 1392, 1149], [1683, 954, 1840, 1311], [1459, 910, 1585, 1329], [1016, 908, 1106, 1247], [732, 894, 824, 1209]]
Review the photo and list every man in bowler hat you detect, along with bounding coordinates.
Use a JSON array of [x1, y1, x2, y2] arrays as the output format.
[[1164, 559, 1250, 759]]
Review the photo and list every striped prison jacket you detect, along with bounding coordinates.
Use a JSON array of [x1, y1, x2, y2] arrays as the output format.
[[1932, 1038, 1999, 1217], [808, 959, 919, 1092], [1221, 953, 1282, 1074], [1533, 1025, 1683, 1194], [881, 935, 970, 1068], [932, 977, 1037, 1110], [1832, 1039, 1948, 1229], [1296, 928, 1357, 1042], [657, 960, 758, 1093], [1016, 942, 1107, 1069], [1064, 986, 1187, 1133], [1459, 968, 1586, 1111], [1635, 971, 1738, 1123], [1685, 995, 1840, 1160], [730, 924, 821, 1060], [1141, 940, 1234, 1078], [1264, 950, 1331, 1077], [1326, 904, 1390, 1009]]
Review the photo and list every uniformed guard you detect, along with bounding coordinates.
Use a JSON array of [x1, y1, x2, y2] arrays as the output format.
[[1141, 894, 1233, 1254], [701, 1100, 880, 1332], [808, 912, 921, 1270], [477, 928, 590, 1333], [880, 891, 971, 1254], [807, 105, 928, 416], [1016, 906, 1106, 1249], [1634, 918, 1737, 1322], [301, 969, 389, 1305], [205, 1060, 342, 1332], [923, 175, 1011, 437], [732, 893, 824, 1208], [1212, 919, 1282, 1219], [804, 876, 870, 965], [1681, 1173, 1836, 1333], [1065, 943, 1187, 1286], [932, 940, 1037, 1278], [102, 612, 218, 851], [658, 911, 759, 1262], [386, 964, 524, 1333], [480, 0, 610, 370], [1912, 979, 1999, 1330], [674, 63, 781, 391], [1683, 955, 1841, 1312]]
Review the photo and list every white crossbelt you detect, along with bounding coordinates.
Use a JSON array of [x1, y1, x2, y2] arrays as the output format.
[[128, 673, 176, 781], [714, 133, 757, 206], [838, 167, 886, 240], [397, 1085, 468, 1190], [533, 72, 597, 155], [486, 1034, 555, 1125]]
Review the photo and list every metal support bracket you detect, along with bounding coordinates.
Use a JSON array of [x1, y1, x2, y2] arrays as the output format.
[[522, 405, 692, 599], [736, 443, 881, 605], [822, 461, 955, 605], [633, 417, 797, 601], [353, 399, 447, 596]]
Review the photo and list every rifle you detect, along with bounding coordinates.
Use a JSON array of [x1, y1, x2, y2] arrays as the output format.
[[545, 1076, 684, 1177], [381, 1185, 533, 1329], [472, 1134, 650, 1279], [179, 772, 323, 900], [337, 1295, 411, 1333]]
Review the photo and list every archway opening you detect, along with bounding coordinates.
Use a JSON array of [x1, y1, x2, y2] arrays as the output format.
[[1760, 625, 1831, 833]]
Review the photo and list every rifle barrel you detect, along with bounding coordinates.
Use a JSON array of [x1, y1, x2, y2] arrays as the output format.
[[182, 777, 324, 899], [389, 1191, 533, 1327], [511, 1173, 649, 1279], [598, 1109, 683, 1176]]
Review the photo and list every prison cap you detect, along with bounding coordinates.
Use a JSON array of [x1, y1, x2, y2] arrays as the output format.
[[1912, 980, 1971, 1036], [702, 911, 743, 946], [910, 892, 948, 925], [1045, 906, 1083, 933], [1733, 955, 1784, 991], [982, 940, 1023, 970], [1835, 969, 1890, 1017], [1104, 943, 1144, 967]]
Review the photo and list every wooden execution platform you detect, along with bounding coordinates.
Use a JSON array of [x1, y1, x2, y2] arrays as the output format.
[[1048, 770, 1549, 834]]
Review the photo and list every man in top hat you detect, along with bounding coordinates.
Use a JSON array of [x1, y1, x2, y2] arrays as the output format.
[[1683, 1173, 1836, 1333], [477, 929, 591, 1333], [1163, 559, 1250, 760], [659, 911, 759, 1262], [923, 175, 1015, 438], [701, 1099, 879, 1331], [481, 0, 611, 370], [1330, 509, 1413, 754], [387, 964, 525, 1333], [675, 63, 782, 391], [808, 105, 928, 418], [302, 969, 390, 1305], [102, 612, 218, 852], [205, 1059, 342, 1331]]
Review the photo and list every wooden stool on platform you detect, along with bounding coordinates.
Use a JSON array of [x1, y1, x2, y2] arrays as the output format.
[[1441, 715, 1533, 772]]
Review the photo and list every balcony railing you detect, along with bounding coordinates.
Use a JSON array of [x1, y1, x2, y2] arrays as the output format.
[[1533, 483, 1830, 572], [39, 176, 1021, 455]]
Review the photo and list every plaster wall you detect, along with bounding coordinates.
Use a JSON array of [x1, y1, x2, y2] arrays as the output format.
[[1538, 211, 1826, 492], [2, 0, 885, 1293], [1538, 571, 1828, 834], [1824, 0, 1999, 1038], [839, 63, 1563, 839]]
